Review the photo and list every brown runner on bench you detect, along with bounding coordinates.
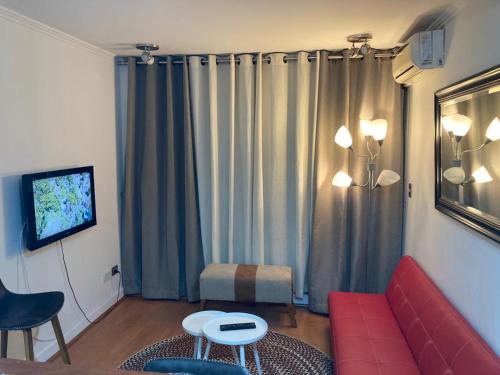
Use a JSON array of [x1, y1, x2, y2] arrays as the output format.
[[234, 264, 258, 302]]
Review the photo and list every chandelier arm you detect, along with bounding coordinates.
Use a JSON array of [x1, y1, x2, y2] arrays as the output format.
[[461, 142, 486, 157], [366, 140, 375, 160], [349, 148, 370, 158], [356, 169, 370, 188]]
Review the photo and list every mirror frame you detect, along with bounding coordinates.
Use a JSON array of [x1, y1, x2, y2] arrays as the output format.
[[435, 64, 500, 243]]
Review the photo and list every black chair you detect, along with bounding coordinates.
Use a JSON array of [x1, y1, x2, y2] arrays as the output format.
[[144, 358, 250, 375], [0, 279, 70, 364]]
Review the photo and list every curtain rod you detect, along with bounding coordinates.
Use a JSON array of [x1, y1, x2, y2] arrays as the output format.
[[116, 50, 399, 66]]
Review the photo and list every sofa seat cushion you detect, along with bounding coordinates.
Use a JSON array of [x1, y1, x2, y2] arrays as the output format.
[[329, 291, 421, 375]]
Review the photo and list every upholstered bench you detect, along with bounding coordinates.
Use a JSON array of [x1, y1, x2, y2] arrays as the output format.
[[200, 264, 297, 327]]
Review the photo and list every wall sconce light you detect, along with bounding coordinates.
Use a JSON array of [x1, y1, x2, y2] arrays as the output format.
[[332, 119, 400, 190], [442, 115, 498, 185]]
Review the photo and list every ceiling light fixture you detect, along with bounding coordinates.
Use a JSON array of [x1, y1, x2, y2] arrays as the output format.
[[136, 43, 159, 65], [347, 33, 373, 58]]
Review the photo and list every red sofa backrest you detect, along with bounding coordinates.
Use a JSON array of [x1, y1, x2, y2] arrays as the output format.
[[385, 256, 500, 375]]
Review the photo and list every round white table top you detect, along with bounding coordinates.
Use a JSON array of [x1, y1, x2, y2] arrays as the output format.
[[182, 310, 226, 337], [202, 312, 268, 346]]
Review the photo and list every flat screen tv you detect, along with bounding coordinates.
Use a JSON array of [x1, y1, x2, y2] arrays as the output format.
[[22, 166, 97, 250]]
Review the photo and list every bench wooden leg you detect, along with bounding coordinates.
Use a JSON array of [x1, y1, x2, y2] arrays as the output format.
[[1, 330, 7, 358], [287, 303, 297, 328], [200, 299, 207, 311], [52, 316, 71, 365], [23, 329, 34, 361]]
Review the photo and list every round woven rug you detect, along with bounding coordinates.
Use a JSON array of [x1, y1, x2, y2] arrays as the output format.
[[119, 331, 333, 375]]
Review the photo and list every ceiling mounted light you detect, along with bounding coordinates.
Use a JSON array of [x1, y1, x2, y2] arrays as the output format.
[[136, 43, 159, 65], [359, 42, 371, 55], [347, 33, 373, 57]]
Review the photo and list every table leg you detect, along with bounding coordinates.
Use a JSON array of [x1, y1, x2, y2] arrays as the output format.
[[231, 346, 239, 364], [203, 340, 212, 360], [192, 337, 197, 359], [196, 337, 203, 359], [253, 343, 262, 375], [239, 345, 246, 368]]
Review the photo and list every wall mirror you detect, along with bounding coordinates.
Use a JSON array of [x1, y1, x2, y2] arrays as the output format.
[[435, 65, 500, 243]]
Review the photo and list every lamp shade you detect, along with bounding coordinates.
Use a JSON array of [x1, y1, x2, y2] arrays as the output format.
[[334, 126, 353, 148], [371, 119, 388, 141], [472, 166, 493, 183], [375, 169, 400, 187], [332, 171, 352, 187], [448, 114, 472, 136], [486, 116, 500, 142], [443, 167, 466, 184], [360, 119, 373, 136], [441, 115, 455, 133]]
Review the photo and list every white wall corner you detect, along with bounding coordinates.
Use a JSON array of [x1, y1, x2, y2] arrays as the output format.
[[0, 4, 115, 59]]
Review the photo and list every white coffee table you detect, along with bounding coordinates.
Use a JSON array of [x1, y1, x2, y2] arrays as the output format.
[[202, 312, 268, 375], [182, 310, 226, 359]]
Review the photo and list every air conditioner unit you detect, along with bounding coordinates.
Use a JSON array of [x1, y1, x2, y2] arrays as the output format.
[[392, 29, 445, 85]]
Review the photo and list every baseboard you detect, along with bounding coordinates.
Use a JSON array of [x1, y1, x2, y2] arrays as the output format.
[[36, 287, 124, 362]]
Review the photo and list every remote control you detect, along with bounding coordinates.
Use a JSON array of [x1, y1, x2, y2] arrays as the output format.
[[220, 322, 256, 331]]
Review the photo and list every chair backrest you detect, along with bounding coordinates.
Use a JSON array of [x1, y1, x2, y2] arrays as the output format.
[[144, 358, 250, 375], [386, 256, 500, 375]]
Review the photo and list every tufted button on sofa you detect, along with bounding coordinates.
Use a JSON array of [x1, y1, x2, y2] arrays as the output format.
[[328, 256, 500, 375]]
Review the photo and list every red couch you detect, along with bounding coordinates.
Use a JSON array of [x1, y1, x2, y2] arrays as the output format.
[[328, 256, 500, 375]]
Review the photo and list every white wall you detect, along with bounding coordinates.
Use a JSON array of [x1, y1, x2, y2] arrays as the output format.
[[405, 0, 500, 355], [0, 7, 120, 360]]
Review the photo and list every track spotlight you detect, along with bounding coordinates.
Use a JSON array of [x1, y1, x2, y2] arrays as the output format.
[[347, 33, 373, 57], [136, 43, 159, 65]]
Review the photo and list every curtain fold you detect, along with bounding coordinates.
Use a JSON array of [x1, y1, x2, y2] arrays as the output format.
[[122, 56, 204, 301], [189, 52, 318, 297], [121, 50, 403, 306], [308, 51, 404, 313]]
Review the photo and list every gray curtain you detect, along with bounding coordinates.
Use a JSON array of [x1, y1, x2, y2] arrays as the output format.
[[308, 51, 404, 313], [122, 56, 204, 301]]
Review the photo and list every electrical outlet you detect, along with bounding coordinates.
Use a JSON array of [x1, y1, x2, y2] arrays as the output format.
[[111, 265, 119, 276]]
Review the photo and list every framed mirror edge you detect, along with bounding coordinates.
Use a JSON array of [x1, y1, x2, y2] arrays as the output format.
[[434, 63, 500, 244]]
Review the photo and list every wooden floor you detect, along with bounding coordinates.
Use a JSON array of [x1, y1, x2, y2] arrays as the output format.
[[50, 297, 330, 370]]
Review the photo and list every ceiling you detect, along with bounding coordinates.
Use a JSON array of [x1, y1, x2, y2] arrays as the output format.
[[0, 0, 464, 55]]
